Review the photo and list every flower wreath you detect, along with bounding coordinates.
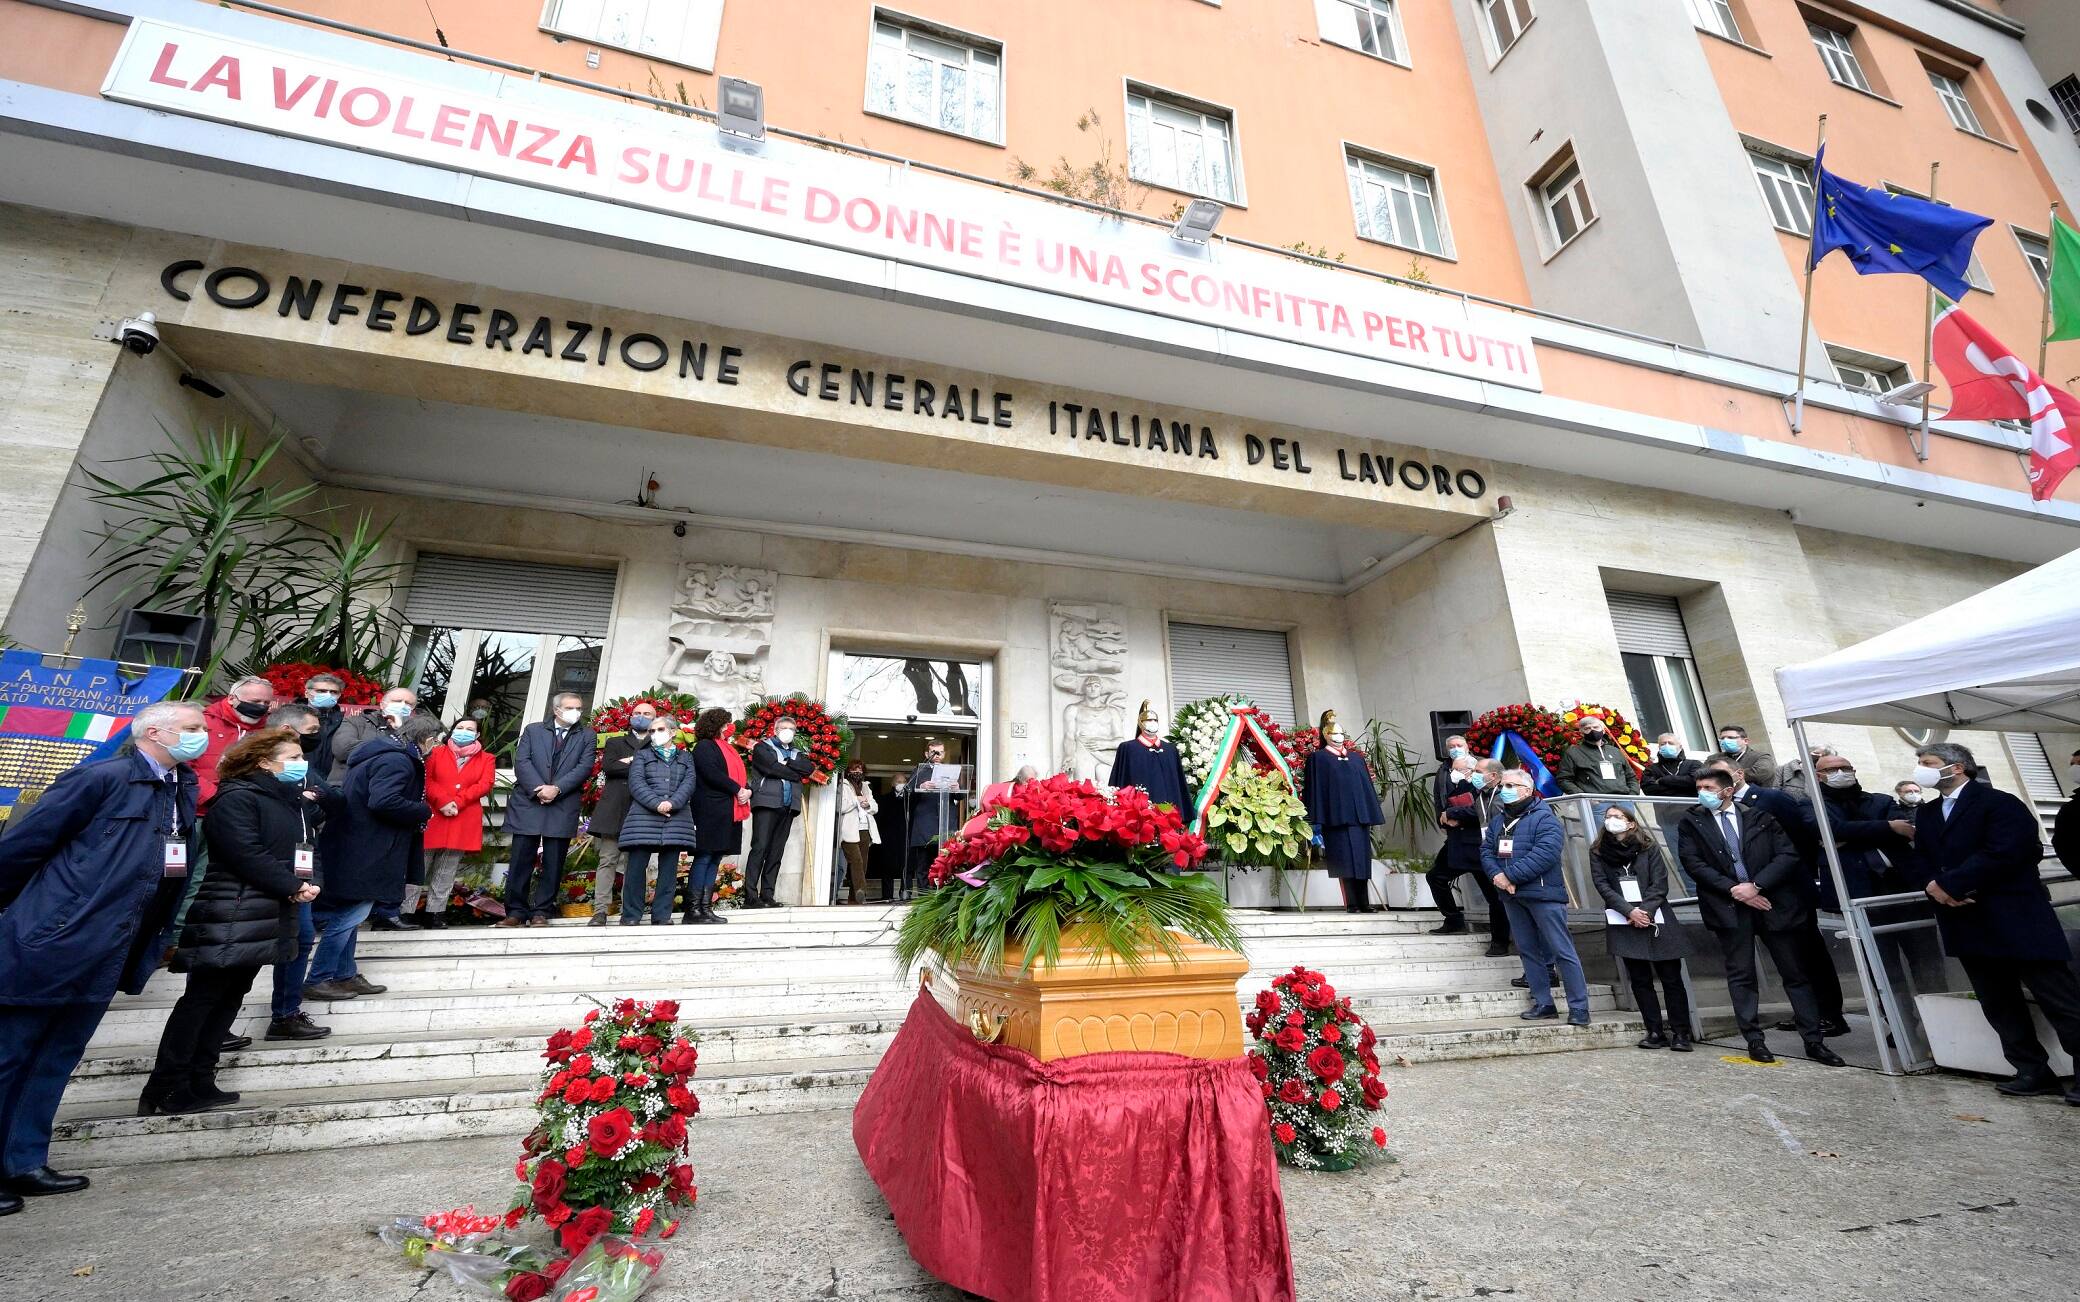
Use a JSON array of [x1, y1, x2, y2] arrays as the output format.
[[734, 694, 852, 786], [1466, 703, 1573, 770], [582, 688, 702, 811], [1171, 696, 1301, 789], [1560, 702, 1651, 775], [260, 662, 384, 707]]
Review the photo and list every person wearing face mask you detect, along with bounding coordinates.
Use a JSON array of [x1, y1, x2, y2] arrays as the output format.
[[1891, 780, 1925, 814], [1909, 743, 2080, 1103], [837, 763, 880, 906], [1714, 726, 1777, 789], [1676, 771, 1840, 1066], [745, 715, 818, 908], [0, 701, 206, 1213], [1431, 735, 1472, 819], [1810, 755, 1914, 911], [583, 704, 659, 928], [139, 728, 323, 1115], [1429, 756, 1512, 956], [1109, 701, 1191, 817], [904, 741, 960, 901], [498, 694, 597, 928], [618, 722, 698, 925], [1303, 712, 1387, 914], [2053, 749, 2080, 881], [686, 710, 748, 924], [301, 673, 347, 785], [305, 715, 441, 1000], [193, 676, 277, 815], [1557, 712, 1641, 799], [258, 705, 341, 1043], [405, 720, 498, 929], [1590, 805, 1693, 1051], [873, 769, 911, 898], [1482, 768, 1591, 1025], [1641, 735, 1704, 798], [330, 687, 421, 931]]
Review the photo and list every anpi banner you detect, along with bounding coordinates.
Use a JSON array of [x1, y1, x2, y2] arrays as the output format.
[[0, 652, 188, 822], [102, 18, 1543, 392]]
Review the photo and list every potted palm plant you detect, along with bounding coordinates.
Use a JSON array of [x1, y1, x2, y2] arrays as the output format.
[[894, 775, 1248, 1062]]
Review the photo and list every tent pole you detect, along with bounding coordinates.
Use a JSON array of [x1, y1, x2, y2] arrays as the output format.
[[1794, 719, 1899, 1075]]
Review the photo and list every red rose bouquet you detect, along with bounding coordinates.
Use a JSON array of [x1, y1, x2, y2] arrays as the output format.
[[1246, 967, 1389, 1171], [261, 662, 383, 706], [1467, 703, 1573, 770], [734, 695, 852, 786], [894, 773, 1235, 975]]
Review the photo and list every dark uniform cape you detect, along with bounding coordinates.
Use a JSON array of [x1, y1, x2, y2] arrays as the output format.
[[1303, 747, 1385, 879], [1110, 736, 1192, 815]]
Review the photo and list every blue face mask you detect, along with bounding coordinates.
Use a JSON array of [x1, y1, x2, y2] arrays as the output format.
[[451, 731, 478, 747], [383, 702, 413, 723], [1448, 747, 1468, 760], [1498, 786, 1524, 805], [1468, 772, 1489, 790], [1659, 745, 1680, 759], [1697, 790, 1724, 811], [168, 729, 209, 763], [276, 758, 309, 785], [1718, 737, 1742, 754], [307, 692, 339, 709]]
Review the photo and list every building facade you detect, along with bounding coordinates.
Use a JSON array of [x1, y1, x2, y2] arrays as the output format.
[[2, 0, 2077, 902]]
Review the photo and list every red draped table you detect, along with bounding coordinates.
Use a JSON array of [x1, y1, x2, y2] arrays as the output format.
[[852, 991, 1297, 1302]]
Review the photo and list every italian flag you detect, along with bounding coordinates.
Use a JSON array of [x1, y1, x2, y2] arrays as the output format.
[[0, 706, 123, 741], [1931, 297, 2080, 502]]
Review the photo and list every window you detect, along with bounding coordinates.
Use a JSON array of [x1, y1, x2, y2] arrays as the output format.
[[1926, 69, 1985, 135], [1535, 151, 1595, 250], [836, 654, 981, 722], [1345, 150, 1447, 254], [1482, 0, 1534, 55], [399, 553, 616, 762], [1748, 150, 1815, 236], [1126, 89, 1238, 201], [2053, 75, 2080, 135], [1826, 346, 1907, 394], [1315, 0, 1406, 64], [866, 15, 1001, 143], [1688, 0, 1741, 42], [1808, 22, 1869, 92], [2017, 229, 2052, 291], [539, 0, 723, 72], [2004, 733, 2065, 803], [1167, 624, 1296, 726], [1607, 592, 1714, 755]]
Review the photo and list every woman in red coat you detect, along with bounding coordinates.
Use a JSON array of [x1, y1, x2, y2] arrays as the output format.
[[403, 720, 498, 928]]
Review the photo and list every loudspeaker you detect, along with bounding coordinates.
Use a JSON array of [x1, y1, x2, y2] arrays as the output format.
[[1429, 710, 1472, 762], [114, 608, 212, 669]]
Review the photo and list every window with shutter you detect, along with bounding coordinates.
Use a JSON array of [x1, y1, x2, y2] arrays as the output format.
[[1606, 591, 1715, 753], [1166, 624, 1296, 726], [403, 553, 617, 637], [2003, 733, 2063, 802]]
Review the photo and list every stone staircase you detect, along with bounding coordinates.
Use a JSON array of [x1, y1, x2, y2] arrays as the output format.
[[53, 907, 1639, 1167]]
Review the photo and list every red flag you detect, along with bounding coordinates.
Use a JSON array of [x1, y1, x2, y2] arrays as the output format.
[[0, 706, 74, 738], [1931, 300, 2080, 501]]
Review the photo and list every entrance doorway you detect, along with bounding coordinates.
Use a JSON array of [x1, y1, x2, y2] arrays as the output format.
[[824, 650, 992, 904]]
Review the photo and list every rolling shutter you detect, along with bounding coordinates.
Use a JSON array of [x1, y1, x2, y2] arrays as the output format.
[[1167, 623, 1297, 726], [1607, 591, 1693, 657], [2003, 733, 2063, 802], [403, 553, 618, 637]]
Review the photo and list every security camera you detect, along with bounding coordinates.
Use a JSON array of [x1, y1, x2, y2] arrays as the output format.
[[672, 521, 687, 538], [117, 313, 159, 355]]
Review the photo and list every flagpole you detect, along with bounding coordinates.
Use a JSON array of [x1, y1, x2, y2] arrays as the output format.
[[1791, 114, 1828, 434], [1916, 161, 1939, 462], [2040, 201, 2061, 378]]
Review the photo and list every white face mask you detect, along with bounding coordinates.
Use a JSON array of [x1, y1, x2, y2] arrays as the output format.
[[1821, 771, 1857, 789], [775, 728, 797, 745], [1602, 816, 1629, 835], [1910, 763, 1946, 788], [1140, 717, 1161, 736], [1897, 790, 1922, 805], [1326, 730, 1346, 746], [557, 708, 582, 725], [1450, 770, 1468, 783]]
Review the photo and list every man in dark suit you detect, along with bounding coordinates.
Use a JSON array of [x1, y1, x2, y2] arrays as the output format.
[[498, 693, 596, 928], [906, 741, 959, 900], [743, 718, 816, 907], [1706, 756, 1850, 1037], [1678, 769, 1845, 1065], [1911, 743, 2080, 1103], [2054, 747, 2079, 881]]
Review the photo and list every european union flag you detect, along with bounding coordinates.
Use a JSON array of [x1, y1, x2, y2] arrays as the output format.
[[1808, 148, 1992, 300]]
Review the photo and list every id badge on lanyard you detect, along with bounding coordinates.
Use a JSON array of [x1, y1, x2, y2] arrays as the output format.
[[1619, 874, 1644, 903], [1496, 834, 1515, 858], [292, 809, 315, 879], [1599, 759, 1617, 781], [162, 838, 189, 878]]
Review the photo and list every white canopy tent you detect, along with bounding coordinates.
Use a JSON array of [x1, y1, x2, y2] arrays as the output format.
[[1773, 545, 2080, 1074], [1776, 547, 2080, 732]]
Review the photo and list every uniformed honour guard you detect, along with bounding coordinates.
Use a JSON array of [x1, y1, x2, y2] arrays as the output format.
[[1108, 700, 1192, 817], [1303, 711, 1386, 913]]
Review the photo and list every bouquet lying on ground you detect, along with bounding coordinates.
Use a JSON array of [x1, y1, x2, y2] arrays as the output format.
[[1246, 967, 1389, 1171], [375, 998, 699, 1300]]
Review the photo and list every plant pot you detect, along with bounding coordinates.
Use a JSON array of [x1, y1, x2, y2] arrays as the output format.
[[1381, 872, 1435, 909], [1209, 867, 1348, 909], [953, 927, 1251, 1063]]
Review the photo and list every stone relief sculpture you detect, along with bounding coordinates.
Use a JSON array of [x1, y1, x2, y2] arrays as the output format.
[[663, 563, 777, 714], [1050, 602, 1129, 784]]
